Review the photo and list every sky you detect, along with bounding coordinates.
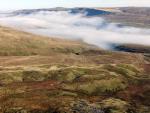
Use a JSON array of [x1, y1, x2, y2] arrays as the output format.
[[0, 0, 150, 11]]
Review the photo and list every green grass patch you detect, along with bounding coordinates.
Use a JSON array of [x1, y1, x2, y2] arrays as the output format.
[[22, 69, 47, 82], [63, 78, 127, 95], [0, 71, 23, 84]]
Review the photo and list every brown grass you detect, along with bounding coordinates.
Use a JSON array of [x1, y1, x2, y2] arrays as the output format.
[[0, 26, 149, 113], [0, 26, 94, 56]]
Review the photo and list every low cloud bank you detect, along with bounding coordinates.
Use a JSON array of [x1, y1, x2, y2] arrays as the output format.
[[0, 11, 150, 49]]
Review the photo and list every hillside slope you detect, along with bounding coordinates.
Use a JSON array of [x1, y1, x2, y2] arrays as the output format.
[[0, 26, 94, 56], [0, 26, 149, 113]]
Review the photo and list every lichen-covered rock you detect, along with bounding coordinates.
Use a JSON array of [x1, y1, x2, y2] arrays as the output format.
[[71, 100, 105, 113], [1, 107, 28, 113], [99, 98, 132, 113]]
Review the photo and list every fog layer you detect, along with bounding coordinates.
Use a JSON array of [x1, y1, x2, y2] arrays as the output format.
[[0, 11, 150, 49]]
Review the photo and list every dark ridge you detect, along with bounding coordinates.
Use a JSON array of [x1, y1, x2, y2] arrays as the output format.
[[70, 8, 112, 16], [112, 44, 150, 53], [11, 7, 68, 16], [11, 7, 112, 17]]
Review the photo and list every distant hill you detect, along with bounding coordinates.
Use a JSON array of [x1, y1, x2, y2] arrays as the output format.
[[99, 7, 150, 28], [10, 7, 68, 16], [8, 7, 112, 17]]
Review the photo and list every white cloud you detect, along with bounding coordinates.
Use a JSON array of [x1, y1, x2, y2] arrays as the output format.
[[0, 11, 150, 49]]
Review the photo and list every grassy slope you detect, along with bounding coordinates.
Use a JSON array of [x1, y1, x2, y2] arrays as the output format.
[[0, 26, 94, 56], [0, 26, 149, 113]]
